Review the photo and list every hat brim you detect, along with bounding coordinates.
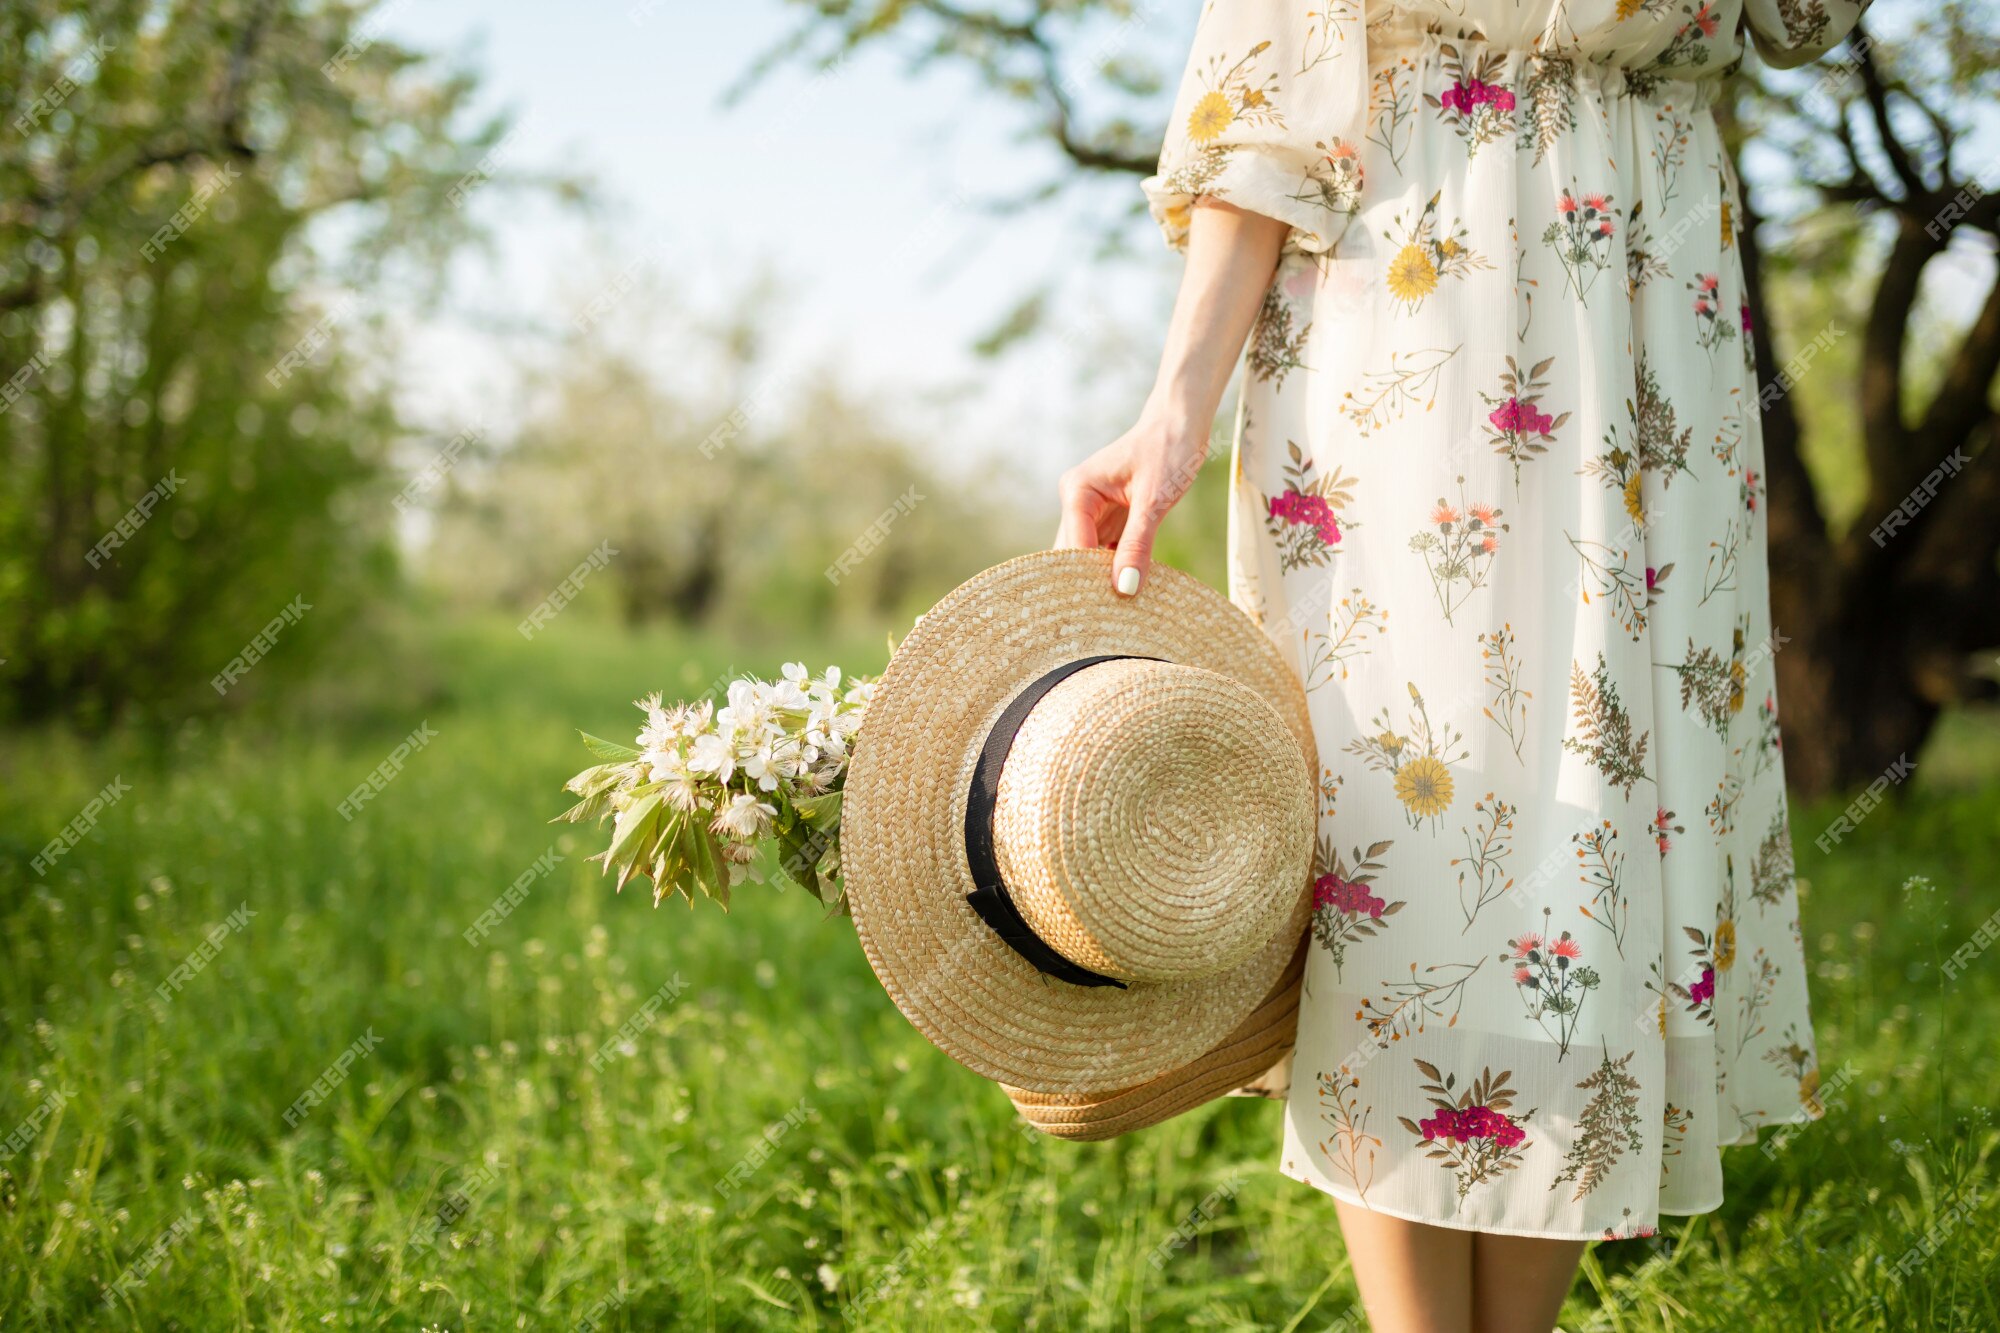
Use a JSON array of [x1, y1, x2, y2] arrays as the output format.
[[1002, 932, 1306, 1140], [841, 549, 1316, 1093]]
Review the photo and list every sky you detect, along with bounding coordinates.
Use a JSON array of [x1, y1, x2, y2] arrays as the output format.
[[365, 0, 1198, 488]]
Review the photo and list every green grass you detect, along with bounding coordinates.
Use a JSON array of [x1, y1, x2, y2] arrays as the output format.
[[2, 611, 1997, 1330]]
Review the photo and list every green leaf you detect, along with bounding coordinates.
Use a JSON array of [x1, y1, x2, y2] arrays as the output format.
[[580, 731, 642, 762], [689, 823, 729, 908], [562, 762, 615, 796], [775, 826, 822, 902], [654, 810, 692, 904], [551, 791, 612, 825], [608, 791, 664, 867], [792, 789, 843, 834]]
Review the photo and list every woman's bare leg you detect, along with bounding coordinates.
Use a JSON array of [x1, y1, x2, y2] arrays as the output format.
[[1333, 1198, 1473, 1332], [1469, 1232, 1588, 1333]]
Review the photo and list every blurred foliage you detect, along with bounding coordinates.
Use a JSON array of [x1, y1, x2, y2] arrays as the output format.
[[0, 0, 515, 729], [423, 309, 1037, 640]]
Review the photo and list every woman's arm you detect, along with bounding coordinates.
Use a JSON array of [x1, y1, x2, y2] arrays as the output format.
[[1054, 197, 1290, 595]]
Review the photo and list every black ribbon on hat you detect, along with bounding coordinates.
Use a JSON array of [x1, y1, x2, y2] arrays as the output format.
[[963, 654, 1163, 990]]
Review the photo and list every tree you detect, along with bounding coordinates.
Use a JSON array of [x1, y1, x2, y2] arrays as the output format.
[[0, 0, 517, 726], [745, 0, 1999, 796], [422, 297, 1033, 638], [1727, 7, 2000, 795]]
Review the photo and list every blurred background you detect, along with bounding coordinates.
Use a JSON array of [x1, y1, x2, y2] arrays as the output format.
[[2, 0, 1997, 1327]]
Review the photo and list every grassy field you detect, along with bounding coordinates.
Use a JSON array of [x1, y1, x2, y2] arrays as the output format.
[[3, 609, 1998, 1330]]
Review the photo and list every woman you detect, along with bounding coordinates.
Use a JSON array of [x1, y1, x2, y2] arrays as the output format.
[[1055, 1, 1871, 1328]]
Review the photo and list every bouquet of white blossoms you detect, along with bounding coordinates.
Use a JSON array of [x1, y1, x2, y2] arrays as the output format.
[[557, 664, 875, 909]]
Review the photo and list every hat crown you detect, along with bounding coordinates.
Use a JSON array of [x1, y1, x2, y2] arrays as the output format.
[[992, 659, 1312, 984]]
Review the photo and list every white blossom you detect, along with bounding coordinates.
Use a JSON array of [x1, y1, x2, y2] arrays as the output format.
[[585, 665, 872, 901], [713, 793, 777, 840]]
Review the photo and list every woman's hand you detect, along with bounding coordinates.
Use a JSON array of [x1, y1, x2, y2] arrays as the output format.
[[1052, 196, 1290, 596], [1054, 416, 1208, 596]]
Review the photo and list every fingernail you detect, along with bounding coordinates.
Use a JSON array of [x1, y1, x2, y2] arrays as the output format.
[[1116, 566, 1141, 596]]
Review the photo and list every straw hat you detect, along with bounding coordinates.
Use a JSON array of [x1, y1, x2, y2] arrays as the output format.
[[840, 549, 1317, 1096]]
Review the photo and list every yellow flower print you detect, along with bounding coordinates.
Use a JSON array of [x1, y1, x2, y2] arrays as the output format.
[[1616, 0, 1645, 19], [1655, 994, 1668, 1038], [1188, 91, 1235, 144], [1720, 198, 1734, 250], [1384, 191, 1492, 313], [1347, 683, 1466, 831], [1798, 1067, 1821, 1109], [1394, 755, 1454, 819], [1622, 471, 1645, 526], [1728, 660, 1748, 714], [1387, 244, 1440, 303], [1713, 917, 1737, 971]]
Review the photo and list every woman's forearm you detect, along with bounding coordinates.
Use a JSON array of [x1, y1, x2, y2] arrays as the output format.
[[1141, 197, 1291, 446], [1053, 196, 1291, 594]]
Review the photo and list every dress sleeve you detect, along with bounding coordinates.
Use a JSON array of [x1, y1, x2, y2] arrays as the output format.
[[1140, 0, 1372, 257], [1741, 0, 1874, 70]]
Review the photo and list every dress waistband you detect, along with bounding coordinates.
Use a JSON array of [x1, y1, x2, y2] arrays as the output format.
[[1368, 15, 1730, 110]]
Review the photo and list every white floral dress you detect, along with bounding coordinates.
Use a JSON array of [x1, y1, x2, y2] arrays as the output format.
[[1143, 0, 1870, 1240]]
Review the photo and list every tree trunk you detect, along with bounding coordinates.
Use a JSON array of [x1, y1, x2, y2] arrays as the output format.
[[1737, 137, 1999, 797]]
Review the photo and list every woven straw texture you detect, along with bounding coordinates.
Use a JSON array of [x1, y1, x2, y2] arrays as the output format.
[[994, 658, 1311, 983], [842, 549, 1317, 1093], [1002, 934, 1308, 1141]]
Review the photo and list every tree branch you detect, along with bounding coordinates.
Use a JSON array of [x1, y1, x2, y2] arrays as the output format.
[[1917, 271, 2000, 455], [1854, 37, 1929, 199]]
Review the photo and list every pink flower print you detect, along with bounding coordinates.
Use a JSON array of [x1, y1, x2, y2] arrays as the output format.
[[1480, 534, 1498, 554], [1310, 865, 1402, 978], [1653, 805, 1676, 854], [1740, 302, 1753, 332], [1558, 192, 1579, 215], [1693, 3, 1719, 36], [1431, 501, 1462, 527], [1470, 503, 1499, 526], [1418, 1105, 1527, 1149], [1584, 193, 1611, 213], [1314, 872, 1385, 919], [1688, 966, 1716, 1007], [1269, 490, 1340, 547], [1488, 396, 1555, 438], [1509, 922, 1600, 1055], [1441, 78, 1513, 115]]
